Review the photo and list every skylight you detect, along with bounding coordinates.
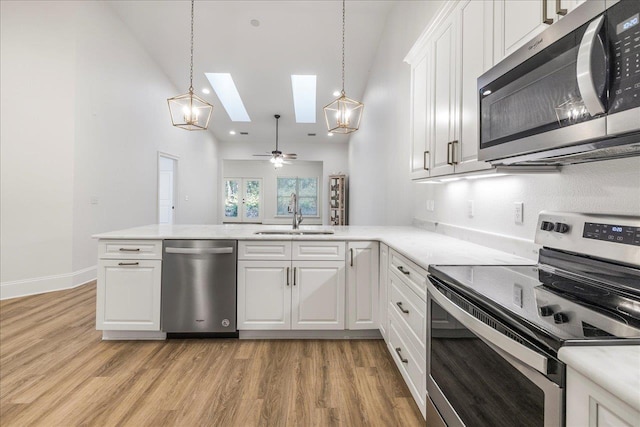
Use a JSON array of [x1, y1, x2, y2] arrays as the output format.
[[204, 73, 251, 122], [291, 75, 317, 123]]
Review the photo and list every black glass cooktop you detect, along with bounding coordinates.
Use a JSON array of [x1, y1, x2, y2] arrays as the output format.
[[428, 263, 640, 351]]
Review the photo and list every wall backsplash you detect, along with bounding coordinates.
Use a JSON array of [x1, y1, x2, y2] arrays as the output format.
[[413, 156, 640, 248]]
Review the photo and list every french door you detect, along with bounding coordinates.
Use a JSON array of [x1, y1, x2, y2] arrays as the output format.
[[223, 178, 263, 223]]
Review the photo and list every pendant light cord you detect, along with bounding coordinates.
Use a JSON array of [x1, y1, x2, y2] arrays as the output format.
[[341, 0, 345, 94], [189, 0, 195, 92]]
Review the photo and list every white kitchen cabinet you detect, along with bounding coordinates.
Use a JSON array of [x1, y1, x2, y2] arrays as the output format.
[[379, 243, 389, 341], [96, 256, 162, 331], [237, 260, 291, 330], [406, 0, 492, 179], [493, 0, 586, 63], [237, 241, 346, 330], [292, 261, 345, 330], [566, 366, 640, 427], [346, 241, 379, 330]]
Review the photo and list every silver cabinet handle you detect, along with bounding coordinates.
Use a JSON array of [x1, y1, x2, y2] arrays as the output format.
[[286, 267, 290, 286], [423, 151, 430, 171], [542, 0, 554, 24], [397, 265, 410, 276], [118, 262, 139, 266], [556, 0, 567, 15], [350, 248, 354, 267], [293, 267, 297, 286], [576, 15, 606, 116], [119, 248, 140, 252], [165, 247, 234, 255], [451, 140, 459, 165], [396, 301, 410, 314], [395, 347, 409, 364], [447, 142, 453, 165]]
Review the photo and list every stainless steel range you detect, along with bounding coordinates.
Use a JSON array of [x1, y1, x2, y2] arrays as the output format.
[[427, 212, 640, 427]]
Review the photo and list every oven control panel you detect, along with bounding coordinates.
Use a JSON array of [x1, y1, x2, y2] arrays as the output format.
[[583, 222, 640, 246], [535, 212, 640, 266]]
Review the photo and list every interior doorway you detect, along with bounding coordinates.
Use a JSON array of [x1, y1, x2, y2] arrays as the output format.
[[158, 153, 178, 224]]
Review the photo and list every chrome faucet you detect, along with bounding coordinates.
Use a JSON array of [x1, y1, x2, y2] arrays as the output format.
[[289, 193, 303, 229]]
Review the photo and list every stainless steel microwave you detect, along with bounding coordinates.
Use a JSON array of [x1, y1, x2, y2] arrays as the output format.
[[478, 0, 640, 166]]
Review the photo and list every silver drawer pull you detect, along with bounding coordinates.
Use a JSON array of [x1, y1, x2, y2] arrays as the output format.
[[395, 347, 408, 364], [119, 248, 140, 252], [118, 262, 139, 266], [397, 266, 410, 275], [396, 301, 410, 314]]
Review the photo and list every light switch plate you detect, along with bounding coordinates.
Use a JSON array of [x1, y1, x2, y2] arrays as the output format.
[[513, 284, 523, 308], [467, 200, 475, 217]]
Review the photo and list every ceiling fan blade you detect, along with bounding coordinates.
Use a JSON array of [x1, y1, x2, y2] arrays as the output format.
[[282, 154, 297, 159]]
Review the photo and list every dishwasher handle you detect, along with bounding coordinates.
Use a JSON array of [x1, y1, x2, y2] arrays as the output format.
[[165, 247, 234, 255]]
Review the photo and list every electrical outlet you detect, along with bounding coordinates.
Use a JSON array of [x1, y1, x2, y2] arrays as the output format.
[[185, 195, 189, 201], [514, 202, 524, 224], [467, 200, 475, 217], [513, 284, 523, 308], [426, 200, 435, 212]]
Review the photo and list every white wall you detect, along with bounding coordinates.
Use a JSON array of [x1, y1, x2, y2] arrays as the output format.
[[413, 158, 640, 246], [1, 1, 220, 299], [348, 0, 444, 225], [218, 140, 348, 225]]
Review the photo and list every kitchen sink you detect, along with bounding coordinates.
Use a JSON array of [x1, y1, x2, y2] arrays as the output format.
[[254, 230, 335, 235]]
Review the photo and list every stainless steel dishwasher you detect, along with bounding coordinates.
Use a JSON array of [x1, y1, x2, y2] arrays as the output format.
[[161, 240, 237, 336]]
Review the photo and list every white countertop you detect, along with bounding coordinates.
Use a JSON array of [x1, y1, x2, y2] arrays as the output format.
[[93, 224, 535, 268], [559, 346, 640, 411]]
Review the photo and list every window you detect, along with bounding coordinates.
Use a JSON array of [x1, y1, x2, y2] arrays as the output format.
[[276, 177, 318, 216]]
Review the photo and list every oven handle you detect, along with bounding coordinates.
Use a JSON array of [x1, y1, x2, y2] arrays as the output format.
[[576, 15, 605, 117], [428, 282, 548, 375]]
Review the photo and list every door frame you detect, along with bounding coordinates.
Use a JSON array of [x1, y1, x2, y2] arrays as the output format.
[[157, 152, 179, 224]]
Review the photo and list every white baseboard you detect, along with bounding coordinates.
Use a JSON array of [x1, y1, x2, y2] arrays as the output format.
[[412, 218, 539, 261], [0, 265, 97, 300], [102, 330, 167, 340], [239, 329, 382, 340]]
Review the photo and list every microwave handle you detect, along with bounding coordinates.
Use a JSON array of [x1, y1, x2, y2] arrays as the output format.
[[576, 15, 605, 117]]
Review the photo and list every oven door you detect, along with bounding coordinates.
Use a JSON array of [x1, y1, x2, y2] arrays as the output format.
[[478, 1, 608, 163], [427, 280, 564, 427]]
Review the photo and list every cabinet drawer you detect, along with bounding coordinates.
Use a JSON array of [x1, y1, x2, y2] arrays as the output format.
[[389, 273, 426, 360], [238, 241, 292, 260], [99, 240, 163, 260], [292, 241, 345, 261], [388, 309, 426, 411], [389, 249, 428, 301]]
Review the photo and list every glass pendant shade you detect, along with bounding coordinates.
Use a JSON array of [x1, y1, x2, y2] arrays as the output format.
[[167, 90, 213, 131], [323, 92, 363, 134]]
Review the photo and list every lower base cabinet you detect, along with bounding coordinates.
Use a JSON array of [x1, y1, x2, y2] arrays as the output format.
[[566, 367, 640, 427], [96, 239, 163, 332], [237, 260, 346, 330]]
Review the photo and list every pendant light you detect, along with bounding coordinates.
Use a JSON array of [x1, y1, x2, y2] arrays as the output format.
[[167, 0, 212, 131], [323, 0, 363, 135]]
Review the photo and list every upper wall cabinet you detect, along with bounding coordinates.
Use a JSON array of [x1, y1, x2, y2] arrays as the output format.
[[406, 0, 585, 180], [494, 0, 586, 62], [406, 0, 494, 179]]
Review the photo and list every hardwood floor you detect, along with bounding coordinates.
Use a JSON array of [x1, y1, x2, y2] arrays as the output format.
[[0, 283, 424, 426]]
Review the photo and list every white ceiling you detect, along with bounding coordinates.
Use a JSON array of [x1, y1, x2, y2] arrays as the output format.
[[109, 0, 395, 151]]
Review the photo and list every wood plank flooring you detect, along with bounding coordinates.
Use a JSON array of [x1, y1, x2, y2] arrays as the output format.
[[0, 283, 424, 426]]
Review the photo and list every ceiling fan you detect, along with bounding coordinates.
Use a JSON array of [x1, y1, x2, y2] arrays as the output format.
[[253, 114, 297, 168]]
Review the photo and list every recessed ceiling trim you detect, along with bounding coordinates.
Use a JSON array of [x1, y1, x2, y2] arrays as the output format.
[[205, 73, 251, 122], [291, 75, 317, 124]]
